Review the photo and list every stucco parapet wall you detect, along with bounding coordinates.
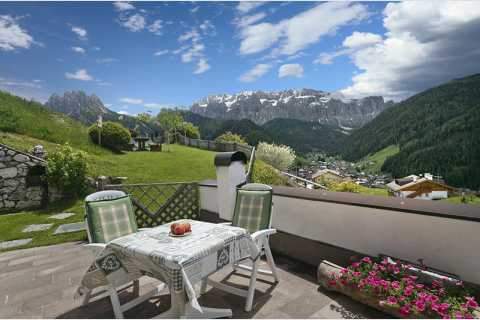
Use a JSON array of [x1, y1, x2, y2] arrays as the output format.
[[272, 186, 480, 223]]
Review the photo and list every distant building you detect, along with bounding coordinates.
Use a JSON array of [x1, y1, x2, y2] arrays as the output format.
[[386, 173, 455, 200], [312, 169, 344, 185]]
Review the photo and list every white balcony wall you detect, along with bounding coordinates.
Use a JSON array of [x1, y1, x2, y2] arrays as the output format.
[[199, 185, 218, 213], [271, 195, 480, 284]]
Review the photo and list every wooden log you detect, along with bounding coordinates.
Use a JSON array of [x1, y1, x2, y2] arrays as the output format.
[[317, 260, 480, 319]]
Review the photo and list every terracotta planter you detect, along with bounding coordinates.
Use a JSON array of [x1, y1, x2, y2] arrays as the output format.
[[317, 260, 480, 319]]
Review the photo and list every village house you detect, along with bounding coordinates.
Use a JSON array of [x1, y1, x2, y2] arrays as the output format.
[[386, 173, 455, 200], [311, 168, 345, 185]]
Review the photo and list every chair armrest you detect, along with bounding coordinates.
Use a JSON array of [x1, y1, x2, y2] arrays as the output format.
[[251, 228, 276, 242], [218, 222, 232, 226]]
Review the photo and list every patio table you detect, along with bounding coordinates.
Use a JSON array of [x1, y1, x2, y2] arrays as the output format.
[[77, 219, 259, 318]]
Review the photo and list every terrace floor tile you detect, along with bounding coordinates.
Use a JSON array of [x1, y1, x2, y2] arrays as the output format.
[[0, 242, 386, 319]]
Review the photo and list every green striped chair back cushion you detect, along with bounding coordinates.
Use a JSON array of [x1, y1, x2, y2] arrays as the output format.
[[232, 189, 272, 234], [86, 196, 138, 243]]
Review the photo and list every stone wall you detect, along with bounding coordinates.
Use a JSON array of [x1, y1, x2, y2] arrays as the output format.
[[0, 144, 52, 213]]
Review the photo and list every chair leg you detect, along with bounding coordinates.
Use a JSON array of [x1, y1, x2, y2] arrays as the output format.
[[264, 241, 279, 282], [245, 259, 260, 312], [82, 289, 91, 306], [133, 279, 140, 296], [108, 285, 124, 319], [200, 277, 208, 294]]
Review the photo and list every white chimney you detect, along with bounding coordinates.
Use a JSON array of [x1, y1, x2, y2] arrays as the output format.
[[214, 152, 247, 221]]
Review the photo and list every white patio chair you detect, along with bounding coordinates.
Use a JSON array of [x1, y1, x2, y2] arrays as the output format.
[[201, 183, 279, 312], [82, 190, 166, 318]]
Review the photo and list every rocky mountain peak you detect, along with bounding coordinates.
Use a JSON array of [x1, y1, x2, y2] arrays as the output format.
[[191, 89, 391, 128]]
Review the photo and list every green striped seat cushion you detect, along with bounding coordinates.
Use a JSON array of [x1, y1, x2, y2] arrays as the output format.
[[86, 196, 138, 243], [232, 189, 272, 234]]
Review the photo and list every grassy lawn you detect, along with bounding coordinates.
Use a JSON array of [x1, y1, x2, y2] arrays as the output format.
[[442, 195, 480, 205], [356, 185, 389, 196], [0, 199, 87, 252], [357, 145, 399, 174]]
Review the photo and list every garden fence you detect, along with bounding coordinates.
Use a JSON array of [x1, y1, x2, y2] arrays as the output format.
[[101, 182, 199, 228], [177, 134, 254, 158]]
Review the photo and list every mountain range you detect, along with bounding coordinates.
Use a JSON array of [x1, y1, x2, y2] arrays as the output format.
[[45, 91, 158, 135], [190, 89, 393, 129]]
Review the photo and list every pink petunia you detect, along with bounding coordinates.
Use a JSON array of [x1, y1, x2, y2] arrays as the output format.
[[362, 257, 372, 264], [399, 296, 406, 303], [387, 296, 398, 305], [415, 283, 424, 289], [381, 258, 389, 265], [353, 271, 362, 277], [340, 268, 348, 275], [328, 279, 337, 286], [352, 262, 360, 268], [454, 311, 464, 319], [391, 281, 401, 290], [404, 285, 414, 296], [415, 300, 426, 312], [417, 292, 428, 300], [400, 305, 411, 316], [465, 297, 478, 309], [369, 271, 377, 277]]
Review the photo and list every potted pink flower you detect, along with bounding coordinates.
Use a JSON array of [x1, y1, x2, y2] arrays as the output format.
[[318, 257, 480, 319]]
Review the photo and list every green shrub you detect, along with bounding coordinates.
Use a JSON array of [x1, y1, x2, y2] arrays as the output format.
[[252, 160, 289, 186], [330, 181, 360, 193], [179, 122, 201, 139], [256, 141, 296, 171], [46, 144, 89, 198], [88, 121, 131, 151], [215, 131, 247, 145]]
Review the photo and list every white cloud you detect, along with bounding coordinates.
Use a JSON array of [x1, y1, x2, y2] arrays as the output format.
[[71, 46, 85, 54], [237, 2, 265, 14], [148, 19, 163, 35], [239, 63, 271, 82], [154, 49, 169, 56], [235, 12, 266, 28], [339, 1, 480, 101], [178, 29, 200, 42], [71, 26, 87, 40], [278, 63, 304, 78], [343, 32, 382, 49], [181, 43, 204, 62], [239, 23, 283, 55], [118, 110, 130, 115], [65, 69, 93, 81], [190, 6, 199, 14], [177, 28, 211, 75], [239, 2, 368, 56], [119, 97, 143, 105], [199, 20, 215, 34], [122, 14, 146, 32], [0, 15, 35, 51], [194, 59, 210, 74], [114, 2, 135, 11]]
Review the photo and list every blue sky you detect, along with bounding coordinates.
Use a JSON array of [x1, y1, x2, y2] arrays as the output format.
[[1, 1, 479, 116]]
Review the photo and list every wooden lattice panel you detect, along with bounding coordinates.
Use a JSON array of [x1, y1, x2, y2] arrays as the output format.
[[103, 183, 199, 228]]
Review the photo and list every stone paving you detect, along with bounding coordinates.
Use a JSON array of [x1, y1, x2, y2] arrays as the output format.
[[22, 224, 53, 233], [53, 222, 86, 235], [0, 238, 32, 250], [0, 242, 386, 319], [48, 213, 75, 220]]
